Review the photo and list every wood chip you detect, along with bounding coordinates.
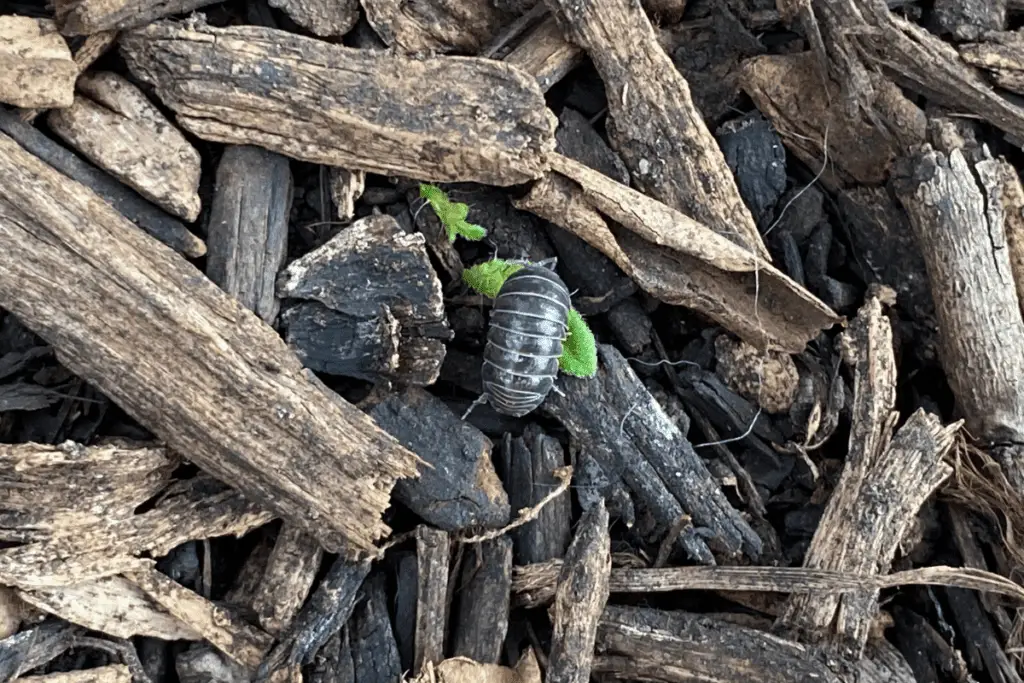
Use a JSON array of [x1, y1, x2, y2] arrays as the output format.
[[777, 290, 959, 653], [414, 526, 450, 674], [546, 500, 609, 683], [47, 71, 202, 221], [249, 526, 324, 637], [543, 0, 768, 259], [451, 538, 512, 663], [16, 664, 131, 683], [503, 16, 584, 92], [20, 29, 119, 123], [515, 154, 840, 353], [268, 0, 359, 37], [206, 145, 292, 325], [362, 0, 513, 53], [120, 19, 557, 186], [0, 132, 421, 555], [329, 168, 365, 221], [55, 0, 224, 34], [0, 17, 76, 109]]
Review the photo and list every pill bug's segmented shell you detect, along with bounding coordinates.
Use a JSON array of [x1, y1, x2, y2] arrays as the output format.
[[481, 264, 571, 417]]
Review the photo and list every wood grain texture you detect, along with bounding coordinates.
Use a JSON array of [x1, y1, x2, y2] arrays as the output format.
[[268, 0, 359, 37], [543, 0, 768, 259], [503, 16, 585, 92], [363, 0, 513, 53], [206, 145, 292, 324], [249, 525, 323, 637], [55, 0, 223, 34], [0, 17, 76, 109], [451, 537, 512, 663], [47, 71, 202, 221], [0, 130, 421, 556], [414, 526, 449, 674], [120, 19, 557, 186]]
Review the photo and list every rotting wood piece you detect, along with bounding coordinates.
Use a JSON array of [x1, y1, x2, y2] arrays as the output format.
[[544, 343, 763, 564], [277, 213, 449, 386], [594, 605, 917, 683], [543, 0, 769, 260], [546, 500, 610, 683], [414, 526, 449, 674], [0, 131, 421, 556], [960, 30, 1024, 95], [362, 0, 514, 54], [5, 473, 273, 591], [515, 155, 840, 353], [255, 556, 371, 680], [0, 17, 76, 109], [249, 526, 323, 637], [367, 388, 510, 531], [55, 0, 223, 34], [268, 0, 359, 37], [892, 133, 1024, 492], [0, 107, 204, 258], [20, 30, 118, 123], [47, 71, 202, 222], [450, 538, 513, 663], [777, 290, 959, 654], [496, 425, 572, 564], [206, 145, 292, 325], [120, 19, 557, 186], [738, 51, 926, 192]]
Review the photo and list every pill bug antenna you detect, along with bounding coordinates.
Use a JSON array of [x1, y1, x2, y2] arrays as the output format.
[[410, 196, 430, 225], [535, 256, 559, 270], [461, 393, 489, 421]]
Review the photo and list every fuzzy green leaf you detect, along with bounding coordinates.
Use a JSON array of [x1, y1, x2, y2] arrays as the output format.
[[419, 183, 487, 243], [461, 259, 524, 299], [559, 307, 598, 377]]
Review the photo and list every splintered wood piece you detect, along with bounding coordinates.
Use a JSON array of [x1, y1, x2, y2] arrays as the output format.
[[206, 145, 292, 325], [542, 0, 768, 259], [496, 426, 572, 564], [793, 1, 1024, 145], [778, 291, 959, 653], [0, 474, 273, 590], [55, 0, 223, 34], [128, 567, 274, 670], [516, 155, 840, 353], [256, 556, 372, 678], [593, 606, 918, 683], [268, 0, 359, 37], [17, 575, 202, 641], [547, 500, 609, 683], [367, 388, 510, 531], [120, 20, 557, 186], [278, 213, 448, 385], [0, 17, 76, 109], [362, 0, 513, 53], [414, 526, 450, 674], [738, 52, 926, 192], [0, 441, 175, 543], [20, 30, 119, 123], [451, 537, 512, 663], [281, 302, 403, 383], [545, 344, 762, 564], [0, 107, 204, 257], [892, 139, 1024, 476], [250, 526, 324, 637], [47, 71, 202, 222], [351, 574, 403, 683], [16, 665, 131, 682], [0, 133, 421, 555], [329, 168, 365, 221], [503, 16, 585, 92], [961, 31, 1024, 95]]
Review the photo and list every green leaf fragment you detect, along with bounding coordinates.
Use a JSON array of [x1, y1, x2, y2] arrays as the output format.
[[559, 307, 598, 377], [419, 183, 487, 243], [461, 258, 524, 299]]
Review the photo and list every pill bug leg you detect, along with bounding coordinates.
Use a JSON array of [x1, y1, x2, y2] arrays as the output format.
[[461, 393, 490, 420]]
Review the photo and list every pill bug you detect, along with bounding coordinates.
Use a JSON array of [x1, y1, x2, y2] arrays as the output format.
[[463, 259, 571, 419]]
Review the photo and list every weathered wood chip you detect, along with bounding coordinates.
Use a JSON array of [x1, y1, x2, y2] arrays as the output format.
[[0, 132, 421, 555], [249, 526, 323, 637], [268, 0, 359, 37], [961, 30, 1024, 95], [414, 526, 449, 674], [17, 664, 132, 682], [363, 0, 514, 53], [20, 30, 119, 123], [47, 70, 202, 222], [119, 19, 557, 186], [543, 0, 768, 259], [55, 0, 223, 35], [515, 155, 840, 353], [0, 17, 77, 109], [503, 16, 584, 92]]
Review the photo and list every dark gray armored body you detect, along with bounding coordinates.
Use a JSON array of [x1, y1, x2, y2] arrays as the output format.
[[480, 264, 571, 417]]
